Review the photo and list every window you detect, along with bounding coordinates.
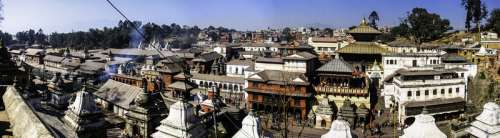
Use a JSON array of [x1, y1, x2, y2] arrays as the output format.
[[407, 91, 412, 97], [461, 73, 464, 78], [441, 89, 445, 95], [425, 90, 429, 96], [433, 89, 437, 95], [253, 95, 258, 101], [412, 60, 417, 67], [416, 91, 420, 96], [456, 88, 460, 93], [252, 82, 258, 87], [295, 100, 301, 106], [448, 88, 453, 94], [386, 60, 390, 64], [235, 68, 239, 74], [394, 60, 397, 64]]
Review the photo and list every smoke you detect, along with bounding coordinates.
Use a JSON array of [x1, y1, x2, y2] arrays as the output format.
[[129, 21, 144, 48]]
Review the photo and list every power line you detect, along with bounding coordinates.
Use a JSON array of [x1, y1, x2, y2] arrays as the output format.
[[104, 0, 166, 58]]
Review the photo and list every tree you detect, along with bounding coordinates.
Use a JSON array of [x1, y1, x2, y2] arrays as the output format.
[[462, 0, 488, 32], [485, 8, 500, 34], [368, 11, 380, 29], [392, 8, 452, 44]]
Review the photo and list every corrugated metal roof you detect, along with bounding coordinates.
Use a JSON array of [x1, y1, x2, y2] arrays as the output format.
[[316, 58, 354, 73], [94, 80, 143, 109]]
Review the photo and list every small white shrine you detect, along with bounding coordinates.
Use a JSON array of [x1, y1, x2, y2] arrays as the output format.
[[232, 112, 262, 138], [401, 109, 446, 138], [466, 102, 500, 138], [151, 101, 207, 138], [321, 117, 353, 138]]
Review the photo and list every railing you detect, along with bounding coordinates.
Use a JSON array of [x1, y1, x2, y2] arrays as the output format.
[[314, 86, 368, 96], [394, 78, 464, 86]]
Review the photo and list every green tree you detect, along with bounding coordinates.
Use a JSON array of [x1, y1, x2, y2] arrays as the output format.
[[368, 11, 380, 29], [486, 9, 500, 34], [392, 8, 452, 44], [462, 0, 488, 32]]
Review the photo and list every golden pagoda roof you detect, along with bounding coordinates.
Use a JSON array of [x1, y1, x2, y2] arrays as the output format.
[[336, 42, 388, 54], [347, 18, 382, 34]]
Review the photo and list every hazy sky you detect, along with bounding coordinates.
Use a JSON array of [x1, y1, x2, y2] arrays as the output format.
[[2, 0, 500, 34]]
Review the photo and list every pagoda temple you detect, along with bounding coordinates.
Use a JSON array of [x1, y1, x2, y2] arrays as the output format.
[[62, 85, 105, 137], [336, 18, 388, 73], [466, 102, 500, 138]]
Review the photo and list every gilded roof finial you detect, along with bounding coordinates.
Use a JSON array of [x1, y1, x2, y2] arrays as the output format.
[[361, 17, 368, 26]]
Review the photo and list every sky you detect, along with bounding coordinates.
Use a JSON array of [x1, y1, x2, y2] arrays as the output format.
[[1, 0, 500, 34]]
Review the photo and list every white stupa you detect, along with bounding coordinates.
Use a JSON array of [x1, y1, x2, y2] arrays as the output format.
[[466, 102, 500, 138], [321, 117, 353, 138], [232, 112, 262, 138], [401, 109, 446, 138], [151, 101, 207, 138]]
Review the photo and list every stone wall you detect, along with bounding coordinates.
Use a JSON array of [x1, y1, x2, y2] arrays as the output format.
[[2, 86, 54, 138]]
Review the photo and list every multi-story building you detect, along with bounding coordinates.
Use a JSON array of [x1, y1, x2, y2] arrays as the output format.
[[314, 58, 370, 109], [382, 52, 442, 80], [308, 37, 349, 56], [246, 70, 312, 121], [226, 58, 254, 78], [383, 67, 467, 123]]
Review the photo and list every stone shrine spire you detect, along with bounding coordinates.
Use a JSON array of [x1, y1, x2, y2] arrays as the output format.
[[466, 102, 500, 138], [401, 108, 446, 138], [151, 100, 207, 138], [321, 116, 353, 138], [63, 85, 105, 137], [232, 111, 262, 138]]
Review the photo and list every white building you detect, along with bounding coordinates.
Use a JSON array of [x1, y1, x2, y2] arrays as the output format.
[[383, 67, 467, 123], [382, 53, 442, 80], [226, 59, 254, 77], [308, 37, 349, 55], [254, 52, 317, 74], [466, 102, 500, 138]]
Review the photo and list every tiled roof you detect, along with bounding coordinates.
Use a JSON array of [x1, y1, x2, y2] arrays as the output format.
[[192, 52, 223, 62], [25, 48, 44, 56], [192, 73, 245, 84], [316, 58, 354, 73], [168, 81, 195, 90], [255, 57, 283, 63], [227, 59, 254, 66], [336, 42, 388, 54], [94, 80, 143, 109], [284, 52, 317, 60], [247, 70, 309, 85], [441, 54, 466, 62], [44, 55, 65, 63], [311, 37, 341, 43]]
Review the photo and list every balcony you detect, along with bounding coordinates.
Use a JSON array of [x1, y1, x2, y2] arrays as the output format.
[[314, 86, 368, 96], [394, 78, 464, 87]]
